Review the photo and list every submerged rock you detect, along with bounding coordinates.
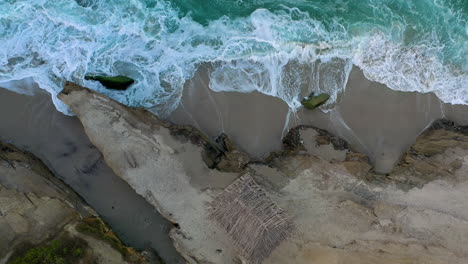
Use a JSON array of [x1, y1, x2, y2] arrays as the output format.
[[300, 93, 330, 109], [84, 75, 135, 90], [59, 83, 468, 264]]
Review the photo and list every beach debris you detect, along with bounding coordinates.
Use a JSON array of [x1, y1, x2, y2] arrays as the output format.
[[85, 75, 135, 90], [301, 92, 330, 109], [208, 174, 294, 264]]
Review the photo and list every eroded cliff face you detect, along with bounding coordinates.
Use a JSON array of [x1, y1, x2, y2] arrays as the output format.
[[59, 83, 468, 264], [0, 141, 150, 264]]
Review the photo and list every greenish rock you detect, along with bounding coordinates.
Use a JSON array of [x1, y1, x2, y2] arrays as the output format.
[[85, 75, 135, 90], [7, 237, 88, 264], [301, 93, 330, 110]]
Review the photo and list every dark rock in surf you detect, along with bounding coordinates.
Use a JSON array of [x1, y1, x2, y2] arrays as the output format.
[[85, 75, 135, 91]]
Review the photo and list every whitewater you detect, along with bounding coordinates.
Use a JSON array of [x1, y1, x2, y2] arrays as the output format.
[[0, 0, 466, 116]]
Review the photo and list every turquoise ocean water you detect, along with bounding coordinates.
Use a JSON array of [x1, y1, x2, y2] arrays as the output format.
[[0, 0, 467, 115]]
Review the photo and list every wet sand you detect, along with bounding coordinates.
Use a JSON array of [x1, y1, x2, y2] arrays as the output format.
[[168, 66, 290, 158], [170, 66, 468, 173], [0, 84, 184, 264]]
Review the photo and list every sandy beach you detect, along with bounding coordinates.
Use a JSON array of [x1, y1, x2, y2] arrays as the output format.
[[170, 66, 468, 173]]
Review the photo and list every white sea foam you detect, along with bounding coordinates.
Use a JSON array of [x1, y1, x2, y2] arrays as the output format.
[[0, 1, 466, 116], [353, 33, 468, 105]]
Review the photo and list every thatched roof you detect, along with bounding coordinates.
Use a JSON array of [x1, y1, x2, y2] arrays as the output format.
[[208, 174, 294, 264]]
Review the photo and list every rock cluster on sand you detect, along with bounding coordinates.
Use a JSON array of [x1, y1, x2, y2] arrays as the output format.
[[59, 83, 468, 264], [0, 141, 151, 264]]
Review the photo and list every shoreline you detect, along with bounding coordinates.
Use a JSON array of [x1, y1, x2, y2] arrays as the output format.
[[169, 66, 468, 173], [3, 66, 467, 174]]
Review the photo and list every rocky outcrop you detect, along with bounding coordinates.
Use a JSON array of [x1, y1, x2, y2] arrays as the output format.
[[280, 121, 468, 189], [389, 119, 468, 187], [212, 133, 250, 172], [0, 141, 150, 264], [59, 82, 241, 264], [59, 83, 468, 263]]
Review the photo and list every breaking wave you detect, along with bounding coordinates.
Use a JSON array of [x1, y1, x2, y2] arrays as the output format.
[[0, 0, 466, 115]]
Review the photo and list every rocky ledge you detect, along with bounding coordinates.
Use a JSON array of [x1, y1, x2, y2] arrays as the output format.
[[0, 141, 154, 263], [59, 82, 468, 264]]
